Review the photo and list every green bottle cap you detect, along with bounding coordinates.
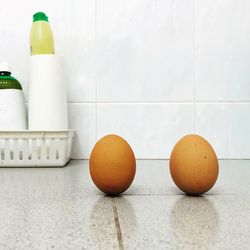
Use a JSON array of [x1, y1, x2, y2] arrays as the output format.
[[0, 75, 22, 90], [33, 12, 49, 22], [0, 62, 22, 90]]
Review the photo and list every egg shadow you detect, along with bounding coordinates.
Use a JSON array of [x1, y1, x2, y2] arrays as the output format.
[[170, 196, 219, 248]]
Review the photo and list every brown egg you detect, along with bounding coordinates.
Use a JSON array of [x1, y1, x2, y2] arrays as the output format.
[[170, 134, 219, 195], [89, 134, 136, 195]]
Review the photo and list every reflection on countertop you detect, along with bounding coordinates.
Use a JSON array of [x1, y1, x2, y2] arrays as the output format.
[[0, 160, 249, 249]]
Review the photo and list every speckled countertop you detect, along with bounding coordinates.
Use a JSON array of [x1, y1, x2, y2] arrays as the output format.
[[0, 160, 249, 250]]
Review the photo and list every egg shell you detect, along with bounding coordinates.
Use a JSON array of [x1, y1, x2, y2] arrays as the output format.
[[170, 134, 219, 195], [90, 134, 136, 195]]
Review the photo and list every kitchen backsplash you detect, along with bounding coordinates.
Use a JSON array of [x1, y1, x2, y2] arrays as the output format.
[[0, 0, 249, 159]]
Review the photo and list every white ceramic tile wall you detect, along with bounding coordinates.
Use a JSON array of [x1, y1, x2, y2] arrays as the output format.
[[97, 104, 194, 158], [0, 0, 250, 159], [96, 0, 194, 102], [68, 104, 96, 159], [196, 103, 250, 159], [195, 0, 250, 101]]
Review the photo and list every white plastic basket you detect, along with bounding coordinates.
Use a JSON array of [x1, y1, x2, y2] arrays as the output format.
[[0, 130, 74, 167]]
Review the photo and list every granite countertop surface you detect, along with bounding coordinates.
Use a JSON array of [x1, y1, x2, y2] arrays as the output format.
[[0, 160, 249, 250]]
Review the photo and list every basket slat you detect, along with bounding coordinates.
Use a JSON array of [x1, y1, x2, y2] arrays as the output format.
[[0, 130, 74, 167]]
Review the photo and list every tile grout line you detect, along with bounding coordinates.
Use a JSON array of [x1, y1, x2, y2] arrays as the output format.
[[94, 0, 98, 142], [193, 0, 197, 133], [25, 101, 250, 104], [2, 193, 249, 197], [120, 193, 250, 197], [112, 199, 124, 250]]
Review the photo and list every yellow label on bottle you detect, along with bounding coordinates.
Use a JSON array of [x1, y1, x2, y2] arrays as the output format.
[[30, 21, 54, 55]]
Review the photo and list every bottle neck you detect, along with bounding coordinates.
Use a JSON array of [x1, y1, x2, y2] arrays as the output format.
[[0, 72, 11, 76]]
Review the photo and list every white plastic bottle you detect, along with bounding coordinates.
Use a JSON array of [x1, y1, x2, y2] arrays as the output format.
[[30, 12, 54, 55], [29, 12, 68, 130], [0, 62, 27, 130], [29, 55, 68, 130]]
